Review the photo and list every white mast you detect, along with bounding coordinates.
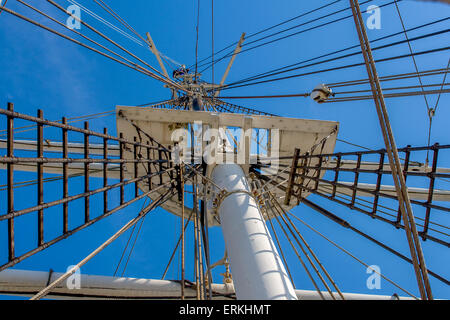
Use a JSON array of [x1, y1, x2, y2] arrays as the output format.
[[212, 164, 297, 300]]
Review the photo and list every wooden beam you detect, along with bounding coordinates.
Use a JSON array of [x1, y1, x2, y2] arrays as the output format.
[[146, 32, 178, 98], [215, 32, 246, 97]]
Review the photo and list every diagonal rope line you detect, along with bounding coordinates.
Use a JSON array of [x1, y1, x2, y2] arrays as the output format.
[[217, 27, 449, 91], [269, 204, 326, 300], [92, 0, 182, 68], [197, 0, 377, 72], [272, 197, 345, 299], [190, 0, 344, 69], [285, 210, 419, 299], [267, 213, 295, 286], [233, 17, 449, 86], [0, 4, 185, 92], [213, 45, 450, 92], [120, 207, 148, 277], [113, 197, 149, 277], [392, 0, 435, 167], [67, 0, 142, 45], [252, 166, 450, 285], [30, 189, 174, 300], [269, 193, 343, 300], [48, 0, 169, 80], [427, 58, 450, 162], [433, 58, 450, 115], [393, 1, 431, 113], [211, 0, 215, 99], [195, 0, 201, 81], [0, 0, 8, 15], [317, 185, 450, 236], [254, 167, 450, 239]]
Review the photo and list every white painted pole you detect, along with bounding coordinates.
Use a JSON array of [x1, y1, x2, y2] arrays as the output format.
[[0, 269, 412, 300], [211, 164, 297, 300]]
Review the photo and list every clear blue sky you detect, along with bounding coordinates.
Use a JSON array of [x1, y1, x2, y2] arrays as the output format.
[[0, 0, 449, 299]]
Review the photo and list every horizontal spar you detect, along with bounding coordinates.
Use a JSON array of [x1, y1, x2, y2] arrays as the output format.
[[0, 157, 167, 164], [322, 159, 450, 176], [0, 108, 168, 151], [293, 174, 450, 211], [0, 269, 414, 300], [0, 162, 194, 186], [318, 183, 450, 202], [0, 139, 120, 156], [253, 167, 450, 202], [0, 169, 175, 221], [0, 162, 121, 179]]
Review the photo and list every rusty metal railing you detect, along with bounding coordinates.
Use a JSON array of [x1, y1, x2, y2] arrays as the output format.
[[0, 102, 178, 272]]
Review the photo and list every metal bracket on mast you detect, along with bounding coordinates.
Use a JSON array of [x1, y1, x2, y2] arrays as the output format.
[[214, 32, 246, 97], [146, 32, 178, 98]]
